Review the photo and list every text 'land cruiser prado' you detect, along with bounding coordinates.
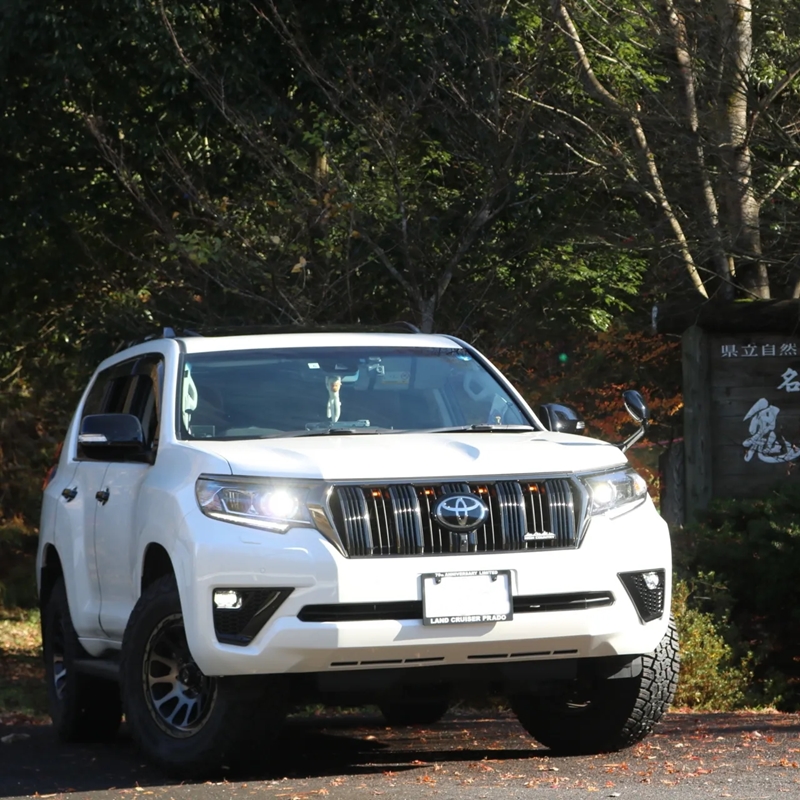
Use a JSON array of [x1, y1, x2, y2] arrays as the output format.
[[37, 326, 678, 775]]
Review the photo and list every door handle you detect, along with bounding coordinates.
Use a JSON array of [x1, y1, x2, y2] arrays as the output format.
[[95, 488, 110, 505], [61, 487, 78, 502]]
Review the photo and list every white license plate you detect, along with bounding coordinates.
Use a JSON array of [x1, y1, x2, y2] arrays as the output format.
[[422, 570, 513, 625]]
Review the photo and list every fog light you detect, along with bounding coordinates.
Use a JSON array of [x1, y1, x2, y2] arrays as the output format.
[[619, 569, 666, 623], [214, 589, 243, 609], [642, 571, 661, 591]]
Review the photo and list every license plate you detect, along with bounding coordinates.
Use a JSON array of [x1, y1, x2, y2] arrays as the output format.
[[422, 570, 513, 625]]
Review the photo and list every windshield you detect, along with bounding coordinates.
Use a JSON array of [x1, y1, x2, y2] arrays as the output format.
[[178, 346, 532, 440]]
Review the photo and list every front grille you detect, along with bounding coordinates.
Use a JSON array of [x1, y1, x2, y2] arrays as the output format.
[[329, 479, 580, 557]]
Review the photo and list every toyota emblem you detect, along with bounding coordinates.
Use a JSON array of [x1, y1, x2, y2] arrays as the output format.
[[431, 493, 488, 531]]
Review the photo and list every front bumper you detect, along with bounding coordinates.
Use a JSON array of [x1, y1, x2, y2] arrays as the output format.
[[176, 498, 672, 676]]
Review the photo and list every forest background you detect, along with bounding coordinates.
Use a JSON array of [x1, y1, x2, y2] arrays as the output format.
[[2, 0, 800, 711]]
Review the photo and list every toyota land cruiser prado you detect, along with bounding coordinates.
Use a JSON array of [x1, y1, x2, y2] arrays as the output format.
[[37, 328, 678, 774]]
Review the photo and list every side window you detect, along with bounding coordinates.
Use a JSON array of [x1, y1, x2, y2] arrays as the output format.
[[81, 365, 132, 420], [79, 355, 164, 460], [127, 358, 163, 449]]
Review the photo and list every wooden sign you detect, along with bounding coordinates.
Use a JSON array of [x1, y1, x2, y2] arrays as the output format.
[[683, 326, 800, 519]]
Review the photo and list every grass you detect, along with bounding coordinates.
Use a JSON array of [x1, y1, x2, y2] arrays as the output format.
[[0, 607, 48, 724]]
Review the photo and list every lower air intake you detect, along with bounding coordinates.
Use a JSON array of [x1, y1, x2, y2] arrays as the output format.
[[212, 588, 293, 645]]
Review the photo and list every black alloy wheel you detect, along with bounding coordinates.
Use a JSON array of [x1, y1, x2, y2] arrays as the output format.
[[121, 574, 287, 776], [142, 613, 218, 738]]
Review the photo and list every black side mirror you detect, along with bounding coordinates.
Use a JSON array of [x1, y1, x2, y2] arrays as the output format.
[[538, 403, 586, 435], [78, 414, 147, 461], [618, 390, 650, 452], [623, 390, 650, 426]]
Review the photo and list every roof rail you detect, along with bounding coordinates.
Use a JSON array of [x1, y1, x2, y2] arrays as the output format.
[[148, 327, 203, 340], [113, 322, 421, 353], [179, 321, 423, 337], [385, 321, 422, 333]]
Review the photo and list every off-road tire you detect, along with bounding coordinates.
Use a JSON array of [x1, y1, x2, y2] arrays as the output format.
[[120, 574, 286, 776], [379, 698, 450, 726], [42, 577, 122, 742], [513, 617, 680, 754]]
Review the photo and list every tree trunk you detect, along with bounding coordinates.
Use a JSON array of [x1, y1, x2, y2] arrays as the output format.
[[719, 0, 769, 298], [418, 296, 436, 334]]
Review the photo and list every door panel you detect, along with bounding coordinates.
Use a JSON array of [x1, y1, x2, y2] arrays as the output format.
[[54, 461, 108, 638], [94, 462, 150, 638]]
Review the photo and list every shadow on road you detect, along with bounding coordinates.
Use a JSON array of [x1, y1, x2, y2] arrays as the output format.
[[4, 710, 800, 797], [0, 711, 545, 796]]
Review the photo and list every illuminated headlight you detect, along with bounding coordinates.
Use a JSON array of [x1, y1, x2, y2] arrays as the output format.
[[583, 468, 649, 516], [196, 477, 311, 532]]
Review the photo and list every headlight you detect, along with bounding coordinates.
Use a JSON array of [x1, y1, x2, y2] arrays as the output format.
[[583, 468, 649, 516], [196, 476, 312, 532]]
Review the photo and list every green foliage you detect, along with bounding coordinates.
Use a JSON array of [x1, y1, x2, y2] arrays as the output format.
[[671, 579, 752, 711], [542, 0, 800, 301], [0, 608, 47, 721], [675, 481, 800, 709], [0, 521, 39, 610], [2, 0, 655, 342], [689, 482, 800, 626]]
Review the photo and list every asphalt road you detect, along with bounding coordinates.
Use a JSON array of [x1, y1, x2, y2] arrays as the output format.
[[2, 709, 800, 799]]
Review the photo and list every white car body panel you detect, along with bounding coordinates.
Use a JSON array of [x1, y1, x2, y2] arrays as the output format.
[[37, 331, 672, 687], [176, 498, 671, 676]]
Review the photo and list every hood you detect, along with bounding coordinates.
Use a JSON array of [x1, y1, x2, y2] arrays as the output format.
[[185, 431, 627, 481]]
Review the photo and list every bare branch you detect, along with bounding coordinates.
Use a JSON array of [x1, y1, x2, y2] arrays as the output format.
[[747, 55, 800, 145], [757, 160, 800, 206], [551, 0, 709, 298]]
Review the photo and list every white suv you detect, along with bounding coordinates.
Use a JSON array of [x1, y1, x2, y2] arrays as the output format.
[[37, 328, 678, 774]]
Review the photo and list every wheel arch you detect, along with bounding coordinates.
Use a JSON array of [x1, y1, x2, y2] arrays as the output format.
[[39, 544, 64, 612], [141, 542, 175, 595]]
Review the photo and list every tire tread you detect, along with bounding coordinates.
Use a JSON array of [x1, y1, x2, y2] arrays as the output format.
[[513, 617, 680, 754]]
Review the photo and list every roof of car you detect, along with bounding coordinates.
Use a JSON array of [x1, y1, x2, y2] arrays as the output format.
[[179, 330, 461, 354]]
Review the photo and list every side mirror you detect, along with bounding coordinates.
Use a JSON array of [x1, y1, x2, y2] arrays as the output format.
[[78, 414, 147, 461], [618, 390, 650, 452], [623, 390, 650, 426], [539, 403, 586, 435]]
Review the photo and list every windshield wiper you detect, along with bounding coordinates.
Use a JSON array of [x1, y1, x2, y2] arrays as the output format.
[[287, 426, 393, 438], [427, 424, 537, 433]]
